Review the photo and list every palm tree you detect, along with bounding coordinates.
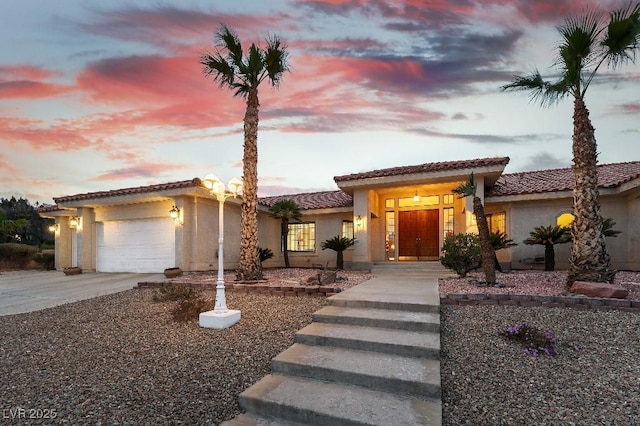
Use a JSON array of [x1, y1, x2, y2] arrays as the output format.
[[524, 225, 572, 272], [453, 173, 497, 286], [268, 199, 301, 268], [321, 236, 356, 270], [201, 25, 290, 281], [502, 4, 640, 285]]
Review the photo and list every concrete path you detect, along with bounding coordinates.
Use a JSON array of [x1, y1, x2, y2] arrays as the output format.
[[0, 270, 164, 316], [223, 263, 452, 426]]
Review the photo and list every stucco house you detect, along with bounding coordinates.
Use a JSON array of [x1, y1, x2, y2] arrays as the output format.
[[39, 157, 640, 273]]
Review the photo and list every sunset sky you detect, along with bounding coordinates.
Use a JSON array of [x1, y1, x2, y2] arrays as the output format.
[[1, 0, 639, 204]]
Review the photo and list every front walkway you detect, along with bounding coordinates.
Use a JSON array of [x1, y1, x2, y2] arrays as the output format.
[[223, 265, 451, 426]]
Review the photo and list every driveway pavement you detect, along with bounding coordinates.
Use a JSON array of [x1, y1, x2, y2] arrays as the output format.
[[0, 270, 165, 316]]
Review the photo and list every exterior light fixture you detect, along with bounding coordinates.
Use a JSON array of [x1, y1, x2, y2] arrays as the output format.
[[199, 173, 244, 329], [355, 215, 363, 229], [413, 190, 420, 203], [69, 216, 80, 228], [169, 205, 182, 224], [48, 224, 59, 233]]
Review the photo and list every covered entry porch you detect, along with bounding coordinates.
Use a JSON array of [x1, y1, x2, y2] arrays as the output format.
[[333, 157, 510, 269]]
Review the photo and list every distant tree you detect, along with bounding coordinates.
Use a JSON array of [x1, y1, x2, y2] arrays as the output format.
[[502, 3, 640, 285], [201, 25, 290, 281], [453, 173, 497, 285], [321, 236, 356, 270], [0, 197, 51, 245], [524, 225, 572, 272], [268, 199, 301, 268]]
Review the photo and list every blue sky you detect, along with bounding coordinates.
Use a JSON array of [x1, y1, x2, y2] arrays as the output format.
[[1, 0, 638, 204]]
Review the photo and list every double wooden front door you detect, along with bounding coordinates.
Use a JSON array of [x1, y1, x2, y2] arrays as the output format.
[[398, 209, 439, 259]]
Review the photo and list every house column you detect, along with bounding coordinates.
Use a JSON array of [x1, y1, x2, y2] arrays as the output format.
[[76, 207, 96, 272], [352, 188, 372, 269]]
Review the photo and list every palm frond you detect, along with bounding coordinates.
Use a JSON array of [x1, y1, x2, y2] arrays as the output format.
[[602, 3, 640, 68], [452, 173, 477, 198], [216, 25, 244, 67], [501, 71, 568, 107], [263, 33, 291, 88]]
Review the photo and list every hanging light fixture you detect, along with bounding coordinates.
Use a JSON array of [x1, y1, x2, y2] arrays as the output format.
[[413, 189, 420, 203], [69, 216, 79, 228], [169, 205, 181, 224]]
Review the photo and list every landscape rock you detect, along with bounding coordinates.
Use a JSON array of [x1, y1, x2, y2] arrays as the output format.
[[570, 281, 629, 299]]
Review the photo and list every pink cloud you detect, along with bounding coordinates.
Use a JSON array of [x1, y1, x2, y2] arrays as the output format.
[[90, 162, 188, 182], [0, 64, 72, 99]]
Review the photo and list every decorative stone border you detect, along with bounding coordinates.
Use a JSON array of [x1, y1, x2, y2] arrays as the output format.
[[441, 293, 640, 314], [136, 281, 341, 297]]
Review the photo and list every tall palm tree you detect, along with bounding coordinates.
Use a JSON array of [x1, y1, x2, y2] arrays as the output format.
[[524, 225, 572, 272], [201, 25, 290, 281], [268, 199, 301, 268], [502, 4, 640, 285], [453, 173, 497, 286]]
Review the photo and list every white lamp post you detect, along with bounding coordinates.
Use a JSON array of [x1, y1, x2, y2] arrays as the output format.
[[199, 173, 243, 329]]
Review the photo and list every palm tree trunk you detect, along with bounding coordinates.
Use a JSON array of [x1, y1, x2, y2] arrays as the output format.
[[544, 243, 555, 272], [336, 250, 344, 270], [238, 88, 263, 281], [282, 219, 291, 268], [567, 97, 615, 286], [473, 196, 496, 285]]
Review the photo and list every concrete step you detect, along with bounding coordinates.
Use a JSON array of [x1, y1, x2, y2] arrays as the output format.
[[272, 343, 441, 399], [239, 374, 441, 426], [328, 296, 440, 314], [295, 322, 440, 359], [313, 305, 440, 333], [221, 414, 308, 426]]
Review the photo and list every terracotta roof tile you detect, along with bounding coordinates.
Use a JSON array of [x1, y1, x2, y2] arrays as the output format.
[[489, 161, 640, 196], [53, 178, 203, 204], [259, 190, 353, 210], [334, 157, 510, 182]]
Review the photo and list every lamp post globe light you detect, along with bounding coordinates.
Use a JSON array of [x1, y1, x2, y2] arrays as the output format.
[[199, 173, 243, 329]]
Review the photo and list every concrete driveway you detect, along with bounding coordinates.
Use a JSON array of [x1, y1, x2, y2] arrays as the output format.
[[0, 270, 165, 316]]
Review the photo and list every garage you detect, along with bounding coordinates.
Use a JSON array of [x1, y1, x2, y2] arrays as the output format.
[[97, 218, 175, 273]]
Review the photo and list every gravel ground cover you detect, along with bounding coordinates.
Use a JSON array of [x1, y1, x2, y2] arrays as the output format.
[[440, 270, 640, 426], [2, 269, 639, 425]]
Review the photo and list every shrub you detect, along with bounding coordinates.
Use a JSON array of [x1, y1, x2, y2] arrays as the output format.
[[33, 252, 55, 270], [152, 285, 202, 302], [0, 243, 38, 269], [171, 297, 210, 322], [440, 233, 482, 278], [499, 323, 558, 357]]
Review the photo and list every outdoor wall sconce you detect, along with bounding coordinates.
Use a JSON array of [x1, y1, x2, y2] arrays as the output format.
[[355, 215, 363, 229], [48, 224, 59, 233], [169, 205, 182, 225], [413, 190, 420, 203], [69, 216, 80, 228]]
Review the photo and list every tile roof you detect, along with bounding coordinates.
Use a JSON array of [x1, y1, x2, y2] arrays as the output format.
[[259, 190, 353, 210], [489, 161, 640, 196], [53, 178, 203, 204], [334, 157, 510, 182]]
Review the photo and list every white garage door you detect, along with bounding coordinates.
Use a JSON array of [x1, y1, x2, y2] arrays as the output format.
[[97, 218, 175, 273]]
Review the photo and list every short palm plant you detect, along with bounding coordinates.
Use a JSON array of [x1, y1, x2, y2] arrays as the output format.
[[268, 199, 301, 268], [453, 173, 497, 285], [524, 225, 572, 272], [321, 236, 356, 270], [490, 231, 517, 272]]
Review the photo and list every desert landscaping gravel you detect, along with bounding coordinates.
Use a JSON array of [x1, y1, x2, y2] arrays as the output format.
[[1, 269, 639, 425]]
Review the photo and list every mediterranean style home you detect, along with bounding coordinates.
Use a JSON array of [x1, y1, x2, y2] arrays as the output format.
[[39, 157, 640, 273]]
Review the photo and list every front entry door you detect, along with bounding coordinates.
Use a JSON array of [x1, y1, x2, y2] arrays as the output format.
[[398, 210, 439, 260]]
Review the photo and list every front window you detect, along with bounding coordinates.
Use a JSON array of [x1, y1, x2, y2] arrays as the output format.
[[443, 207, 454, 239], [287, 222, 316, 252], [486, 212, 506, 234], [342, 220, 354, 240]]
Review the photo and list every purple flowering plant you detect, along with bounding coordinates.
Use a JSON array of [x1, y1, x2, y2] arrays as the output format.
[[498, 323, 558, 357]]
